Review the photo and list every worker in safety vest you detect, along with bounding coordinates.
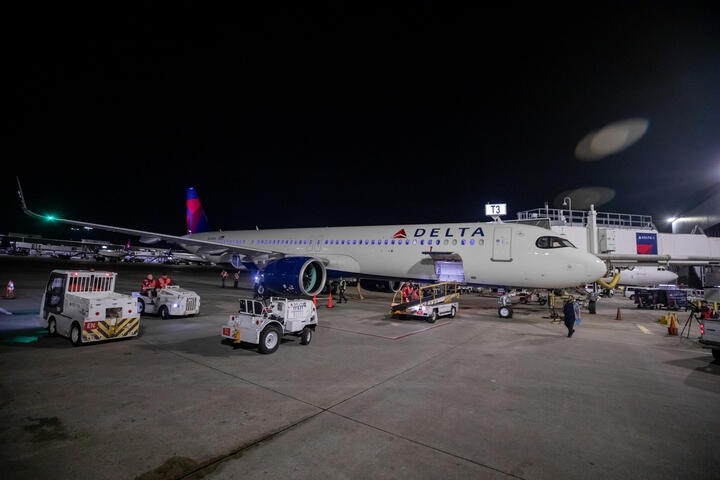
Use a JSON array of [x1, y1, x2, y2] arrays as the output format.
[[412, 285, 420, 300], [142, 274, 157, 297], [3, 280, 16, 299], [401, 283, 410, 303], [338, 278, 348, 303], [157, 273, 172, 289]]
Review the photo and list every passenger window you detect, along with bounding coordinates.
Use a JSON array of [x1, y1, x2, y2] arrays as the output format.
[[254, 302, 264, 315], [238, 300, 247, 313]]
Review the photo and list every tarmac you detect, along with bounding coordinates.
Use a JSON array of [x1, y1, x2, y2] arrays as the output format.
[[1, 255, 719, 479]]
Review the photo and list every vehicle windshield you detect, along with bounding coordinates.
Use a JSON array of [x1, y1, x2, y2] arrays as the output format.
[[535, 236, 576, 249]]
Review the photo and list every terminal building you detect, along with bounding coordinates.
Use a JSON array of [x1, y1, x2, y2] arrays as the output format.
[[515, 205, 720, 288]]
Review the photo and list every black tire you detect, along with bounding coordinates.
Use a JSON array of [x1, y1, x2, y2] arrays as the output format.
[[498, 306, 513, 319], [256, 284, 266, 296], [450, 306, 456, 318], [588, 301, 597, 315], [629, 294, 635, 301], [258, 326, 281, 354], [713, 349, 720, 362], [48, 317, 57, 336], [428, 310, 438, 324], [538, 297, 547, 305], [70, 323, 82, 346], [159, 306, 169, 320], [137, 298, 145, 315], [519, 297, 528, 304], [300, 327, 313, 345]]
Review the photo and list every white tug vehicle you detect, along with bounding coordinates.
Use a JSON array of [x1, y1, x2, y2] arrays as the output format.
[[41, 270, 139, 346], [221, 297, 318, 354], [132, 286, 200, 319]]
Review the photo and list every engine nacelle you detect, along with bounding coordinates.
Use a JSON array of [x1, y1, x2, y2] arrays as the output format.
[[359, 279, 402, 293], [263, 257, 326, 296]]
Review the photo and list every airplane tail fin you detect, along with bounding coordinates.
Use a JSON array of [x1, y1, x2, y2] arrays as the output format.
[[186, 187, 210, 234]]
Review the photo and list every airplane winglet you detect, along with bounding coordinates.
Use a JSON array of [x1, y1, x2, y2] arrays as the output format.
[[16, 177, 53, 221]]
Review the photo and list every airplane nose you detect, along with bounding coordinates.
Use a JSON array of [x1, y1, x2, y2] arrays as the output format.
[[586, 254, 607, 281]]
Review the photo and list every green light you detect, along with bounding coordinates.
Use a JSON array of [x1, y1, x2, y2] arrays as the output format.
[[46, 216, 54, 221]]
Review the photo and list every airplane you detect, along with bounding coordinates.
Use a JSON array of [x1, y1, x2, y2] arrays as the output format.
[[601, 266, 678, 287], [17, 179, 607, 317]]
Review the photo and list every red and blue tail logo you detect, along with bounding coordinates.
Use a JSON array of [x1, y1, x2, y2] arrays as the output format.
[[186, 187, 210, 234]]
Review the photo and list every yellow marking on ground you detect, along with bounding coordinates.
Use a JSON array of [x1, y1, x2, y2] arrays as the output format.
[[637, 325, 651, 335]]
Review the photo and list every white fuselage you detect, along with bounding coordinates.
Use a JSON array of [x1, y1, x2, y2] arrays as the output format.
[[183, 222, 606, 289], [604, 266, 678, 287]]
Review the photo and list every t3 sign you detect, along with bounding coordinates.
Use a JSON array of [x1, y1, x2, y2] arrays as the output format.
[[636, 232, 658, 255]]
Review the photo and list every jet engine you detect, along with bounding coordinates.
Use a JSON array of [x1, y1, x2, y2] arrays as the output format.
[[359, 279, 402, 293], [263, 257, 326, 296]]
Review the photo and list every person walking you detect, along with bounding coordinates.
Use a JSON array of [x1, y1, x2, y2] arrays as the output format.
[[221, 270, 228, 288], [338, 277, 348, 303], [233, 271, 239, 289], [563, 296, 576, 337]]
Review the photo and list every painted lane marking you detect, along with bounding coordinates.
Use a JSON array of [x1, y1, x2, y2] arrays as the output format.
[[319, 321, 452, 340], [637, 325, 651, 335]]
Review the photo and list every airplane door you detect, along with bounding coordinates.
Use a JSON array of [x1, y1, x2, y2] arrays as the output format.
[[491, 227, 512, 261]]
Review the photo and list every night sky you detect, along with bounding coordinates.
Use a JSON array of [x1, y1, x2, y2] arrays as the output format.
[[7, 2, 720, 242]]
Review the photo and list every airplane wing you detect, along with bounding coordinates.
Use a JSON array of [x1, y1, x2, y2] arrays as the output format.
[[16, 178, 275, 258]]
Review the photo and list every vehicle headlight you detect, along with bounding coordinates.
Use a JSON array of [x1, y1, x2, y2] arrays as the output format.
[[173, 303, 179, 308]]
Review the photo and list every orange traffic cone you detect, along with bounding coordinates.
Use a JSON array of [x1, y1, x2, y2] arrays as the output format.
[[313, 294, 317, 307], [3, 281, 16, 299], [615, 306, 621, 321], [327, 293, 334, 308]]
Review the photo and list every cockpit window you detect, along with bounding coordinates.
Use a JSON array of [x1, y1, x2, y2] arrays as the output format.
[[535, 236, 576, 249]]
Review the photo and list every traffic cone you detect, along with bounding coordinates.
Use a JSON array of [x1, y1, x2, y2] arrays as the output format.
[[615, 306, 621, 321], [313, 294, 317, 307], [327, 293, 334, 308]]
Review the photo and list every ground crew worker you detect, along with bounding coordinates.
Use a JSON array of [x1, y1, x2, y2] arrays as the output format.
[[563, 296, 576, 338], [221, 270, 228, 288], [401, 283, 410, 303], [142, 274, 157, 298], [338, 277, 348, 303], [158, 273, 172, 288], [233, 271, 239, 289], [3, 281, 16, 299], [412, 285, 420, 300]]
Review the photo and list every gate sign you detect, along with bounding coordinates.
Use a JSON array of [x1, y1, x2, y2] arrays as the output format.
[[485, 203, 507, 216], [636, 232, 657, 255]]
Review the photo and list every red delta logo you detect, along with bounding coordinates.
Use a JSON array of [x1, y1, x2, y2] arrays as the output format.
[[393, 229, 407, 239]]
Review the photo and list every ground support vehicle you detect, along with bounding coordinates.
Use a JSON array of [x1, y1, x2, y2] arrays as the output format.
[[699, 289, 720, 361], [41, 270, 139, 346], [635, 288, 689, 310], [221, 297, 318, 354], [132, 286, 200, 319], [518, 290, 548, 306], [389, 282, 459, 323]]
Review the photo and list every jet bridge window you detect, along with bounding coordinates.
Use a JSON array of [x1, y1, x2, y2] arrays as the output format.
[[535, 236, 576, 249]]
